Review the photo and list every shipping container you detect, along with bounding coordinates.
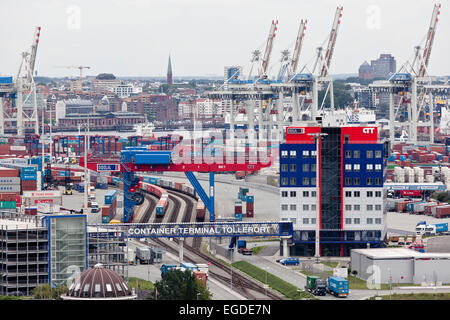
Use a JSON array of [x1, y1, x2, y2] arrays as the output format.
[[156, 198, 168, 217], [0, 167, 19, 177], [196, 200, 206, 221], [246, 202, 254, 218]]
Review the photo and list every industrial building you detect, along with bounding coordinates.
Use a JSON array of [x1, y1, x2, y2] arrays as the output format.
[[351, 248, 450, 284], [0, 212, 88, 295], [280, 126, 389, 257]]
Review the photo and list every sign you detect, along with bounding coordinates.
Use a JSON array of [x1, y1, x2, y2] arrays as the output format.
[[34, 199, 54, 204], [96, 164, 120, 172], [88, 221, 293, 239]]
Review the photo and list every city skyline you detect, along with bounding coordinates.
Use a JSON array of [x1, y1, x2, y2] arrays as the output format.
[[0, 0, 449, 78]]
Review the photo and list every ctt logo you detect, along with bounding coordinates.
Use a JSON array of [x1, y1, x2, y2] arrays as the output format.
[[362, 128, 375, 134]]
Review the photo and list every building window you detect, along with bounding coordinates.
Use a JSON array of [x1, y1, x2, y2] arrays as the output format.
[[354, 218, 360, 224], [281, 204, 288, 211], [345, 191, 352, 197], [311, 177, 316, 185], [311, 204, 316, 211], [367, 204, 373, 211], [290, 164, 297, 172], [311, 164, 316, 172], [354, 191, 360, 197], [354, 204, 361, 211], [281, 164, 288, 172], [345, 150, 352, 158], [354, 164, 360, 171], [375, 191, 382, 197], [345, 177, 352, 185], [366, 178, 373, 185], [366, 164, 373, 171], [303, 204, 309, 211], [303, 218, 309, 224], [290, 177, 297, 185], [302, 164, 309, 172], [354, 150, 360, 158], [290, 204, 297, 211], [281, 191, 288, 197], [375, 178, 382, 185], [375, 218, 382, 224], [302, 150, 309, 158], [311, 191, 316, 197], [311, 150, 317, 158], [354, 177, 360, 185], [311, 218, 316, 225], [375, 164, 382, 172], [281, 177, 288, 186], [302, 177, 309, 185], [303, 191, 309, 197], [345, 164, 352, 171], [375, 204, 382, 211], [290, 191, 297, 197], [345, 204, 352, 211], [281, 150, 288, 158], [367, 218, 373, 224], [375, 150, 382, 158], [367, 191, 373, 197], [291, 218, 297, 225], [366, 150, 373, 158], [345, 218, 352, 224]]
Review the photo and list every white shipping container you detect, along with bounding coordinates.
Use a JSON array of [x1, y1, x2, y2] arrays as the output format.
[[426, 175, 434, 183], [22, 190, 62, 198], [0, 185, 20, 193], [10, 146, 26, 151], [0, 177, 20, 184], [12, 158, 28, 165]]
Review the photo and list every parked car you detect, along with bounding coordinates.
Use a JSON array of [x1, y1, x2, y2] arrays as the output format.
[[279, 257, 300, 266], [238, 248, 252, 255]]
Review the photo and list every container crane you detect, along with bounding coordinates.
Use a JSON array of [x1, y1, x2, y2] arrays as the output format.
[[290, 19, 307, 77], [261, 20, 278, 79]]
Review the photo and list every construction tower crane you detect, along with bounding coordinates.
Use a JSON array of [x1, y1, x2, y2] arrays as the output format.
[[55, 66, 91, 92]]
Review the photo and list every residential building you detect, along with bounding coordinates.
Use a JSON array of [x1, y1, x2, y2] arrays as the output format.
[[371, 54, 396, 79], [358, 61, 373, 81], [280, 125, 388, 257], [92, 74, 121, 93]]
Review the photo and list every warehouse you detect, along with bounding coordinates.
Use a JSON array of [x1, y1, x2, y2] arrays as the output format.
[[350, 248, 450, 285]]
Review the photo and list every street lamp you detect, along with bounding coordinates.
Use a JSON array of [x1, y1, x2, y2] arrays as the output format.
[[264, 266, 270, 298], [307, 132, 327, 264]]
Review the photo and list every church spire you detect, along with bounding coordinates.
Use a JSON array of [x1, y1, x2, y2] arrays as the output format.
[[167, 55, 173, 85]]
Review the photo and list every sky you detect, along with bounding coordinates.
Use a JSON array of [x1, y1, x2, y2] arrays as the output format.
[[0, 0, 449, 78]]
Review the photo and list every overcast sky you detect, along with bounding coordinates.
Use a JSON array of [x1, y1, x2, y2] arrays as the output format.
[[0, 0, 448, 78]]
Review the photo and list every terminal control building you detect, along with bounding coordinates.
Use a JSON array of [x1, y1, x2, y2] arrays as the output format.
[[280, 126, 389, 257]]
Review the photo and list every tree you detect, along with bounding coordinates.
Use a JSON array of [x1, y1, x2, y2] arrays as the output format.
[[153, 269, 212, 300], [318, 81, 354, 109], [32, 284, 67, 300]]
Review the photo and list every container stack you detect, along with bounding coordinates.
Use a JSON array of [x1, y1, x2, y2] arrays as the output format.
[[24, 207, 38, 216], [235, 200, 242, 221], [22, 190, 62, 207], [0, 167, 20, 211], [246, 193, 254, 218], [21, 166, 38, 192], [404, 167, 414, 182], [414, 167, 424, 183], [97, 175, 108, 189], [394, 167, 405, 183]]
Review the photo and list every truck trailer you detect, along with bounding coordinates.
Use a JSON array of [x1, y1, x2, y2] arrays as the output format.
[[135, 246, 151, 264], [326, 276, 349, 298]]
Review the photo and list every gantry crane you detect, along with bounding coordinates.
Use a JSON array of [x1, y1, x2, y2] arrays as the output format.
[[0, 26, 41, 136]]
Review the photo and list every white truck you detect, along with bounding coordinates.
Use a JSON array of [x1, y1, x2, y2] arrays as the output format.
[[135, 246, 151, 264]]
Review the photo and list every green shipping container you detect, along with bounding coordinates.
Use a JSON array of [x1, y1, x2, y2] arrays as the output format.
[[0, 201, 16, 209]]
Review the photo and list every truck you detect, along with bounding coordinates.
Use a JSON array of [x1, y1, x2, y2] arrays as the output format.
[[160, 264, 178, 277], [90, 202, 100, 213], [305, 276, 327, 296], [135, 246, 151, 264], [326, 276, 349, 297], [416, 222, 449, 236]]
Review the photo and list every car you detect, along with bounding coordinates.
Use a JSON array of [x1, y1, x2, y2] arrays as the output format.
[[279, 257, 300, 266], [238, 248, 252, 255]]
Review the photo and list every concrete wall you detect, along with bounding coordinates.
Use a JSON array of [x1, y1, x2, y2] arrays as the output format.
[[414, 259, 450, 284]]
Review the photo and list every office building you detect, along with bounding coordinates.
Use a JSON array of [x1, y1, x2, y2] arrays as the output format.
[[279, 126, 389, 257]]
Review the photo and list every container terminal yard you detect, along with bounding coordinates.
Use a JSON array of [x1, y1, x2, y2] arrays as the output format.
[[1, 1, 450, 304]]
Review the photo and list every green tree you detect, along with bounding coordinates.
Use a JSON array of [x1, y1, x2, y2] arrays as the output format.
[[318, 81, 354, 109], [32, 284, 67, 300], [153, 269, 212, 300]]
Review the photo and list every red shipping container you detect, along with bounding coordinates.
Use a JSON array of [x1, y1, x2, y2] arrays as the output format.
[[0, 192, 20, 201], [435, 206, 450, 218], [235, 205, 242, 214], [246, 202, 254, 218], [193, 271, 207, 287], [0, 167, 19, 177]]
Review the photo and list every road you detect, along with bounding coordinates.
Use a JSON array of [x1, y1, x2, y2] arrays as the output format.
[[426, 235, 450, 253]]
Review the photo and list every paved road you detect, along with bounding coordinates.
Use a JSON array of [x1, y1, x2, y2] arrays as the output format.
[[426, 235, 450, 253]]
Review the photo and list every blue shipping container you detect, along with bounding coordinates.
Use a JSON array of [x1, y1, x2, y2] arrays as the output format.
[[235, 213, 242, 221], [237, 240, 246, 249], [21, 174, 37, 181], [327, 277, 349, 297], [0, 77, 13, 84]]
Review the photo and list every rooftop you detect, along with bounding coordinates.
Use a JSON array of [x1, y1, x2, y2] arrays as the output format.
[[352, 248, 450, 260]]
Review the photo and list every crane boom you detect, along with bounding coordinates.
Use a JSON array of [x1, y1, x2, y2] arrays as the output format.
[[290, 19, 307, 75], [419, 3, 441, 77], [261, 20, 278, 77], [29, 26, 41, 76], [320, 6, 343, 77]]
